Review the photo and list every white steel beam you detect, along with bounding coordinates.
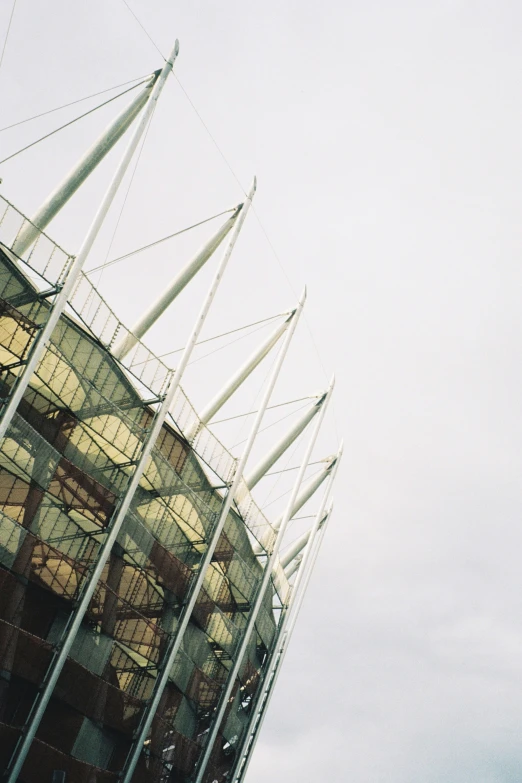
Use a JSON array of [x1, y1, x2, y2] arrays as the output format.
[[284, 553, 303, 579], [236, 501, 335, 783], [254, 452, 336, 555], [191, 311, 295, 434], [281, 530, 311, 571], [244, 391, 327, 490], [0, 44, 179, 446], [3, 58, 257, 783], [119, 287, 305, 783], [273, 454, 336, 530], [234, 439, 341, 783], [193, 376, 335, 783], [112, 206, 243, 359], [12, 74, 159, 258], [281, 507, 329, 571]]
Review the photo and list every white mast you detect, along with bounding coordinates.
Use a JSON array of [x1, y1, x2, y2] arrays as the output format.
[[4, 42, 183, 782], [12, 74, 160, 258], [120, 287, 306, 783], [254, 452, 336, 554], [185, 312, 295, 439], [112, 205, 244, 359], [284, 553, 303, 579], [280, 505, 330, 570], [5, 175, 257, 783], [281, 529, 311, 569], [194, 375, 335, 783], [244, 391, 327, 489], [0, 46, 180, 444], [273, 453, 336, 530], [233, 436, 340, 783], [234, 503, 335, 783]]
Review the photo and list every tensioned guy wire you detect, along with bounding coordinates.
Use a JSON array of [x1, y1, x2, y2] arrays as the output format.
[[264, 459, 324, 478], [230, 401, 312, 451], [260, 435, 303, 509], [120, 0, 166, 61], [157, 314, 283, 360], [127, 313, 284, 372], [261, 466, 323, 512], [172, 76, 247, 198], [0, 78, 150, 166], [116, 0, 341, 444], [91, 103, 157, 291], [85, 207, 236, 274], [211, 395, 317, 425], [0, 0, 17, 79], [187, 320, 276, 368], [0, 75, 151, 133]]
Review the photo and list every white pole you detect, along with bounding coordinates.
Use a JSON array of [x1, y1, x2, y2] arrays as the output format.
[[284, 553, 303, 579], [244, 392, 326, 490], [280, 504, 331, 571], [234, 474, 338, 783], [3, 73, 257, 783], [12, 74, 160, 258], [254, 454, 335, 555], [185, 312, 294, 440], [273, 456, 335, 530], [0, 44, 179, 444], [240, 502, 335, 782], [194, 376, 335, 783], [281, 528, 312, 570], [112, 206, 243, 359], [120, 287, 306, 783]]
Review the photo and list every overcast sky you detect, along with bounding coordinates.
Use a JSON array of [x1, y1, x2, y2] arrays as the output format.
[[2, 1, 522, 782]]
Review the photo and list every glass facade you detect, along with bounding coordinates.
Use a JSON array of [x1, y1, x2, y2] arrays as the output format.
[[0, 196, 288, 783]]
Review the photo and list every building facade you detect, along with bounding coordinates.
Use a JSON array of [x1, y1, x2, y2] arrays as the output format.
[[0, 46, 339, 783]]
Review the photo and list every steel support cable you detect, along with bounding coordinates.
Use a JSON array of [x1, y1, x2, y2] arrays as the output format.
[[171, 75, 341, 449], [127, 313, 283, 374], [115, 0, 341, 453], [230, 400, 311, 450], [0, 75, 152, 133], [261, 466, 323, 512], [0, 0, 17, 78], [282, 516, 322, 552], [172, 73, 342, 447], [230, 347, 277, 448], [115, 0, 339, 452], [259, 434, 302, 510], [266, 457, 328, 540], [85, 207, 236, 274], [250, 200, 342, 446], [211, 395, 317, 425], [0, 78, 151, 166], [186, 319, 277, 368], [172, 76, 247, 197], [159, 313, 284, 359], [93, 103, 157, 288], [264, 458, 324, 478], [120, 0, 166, 61]]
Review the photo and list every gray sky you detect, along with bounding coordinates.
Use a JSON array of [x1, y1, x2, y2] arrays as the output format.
[[2, 1, 522, 781]]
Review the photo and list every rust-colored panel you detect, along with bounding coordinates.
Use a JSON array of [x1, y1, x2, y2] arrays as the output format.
[[141, 410, 189, 476], [149, 539, 191, 599], [186, 666, 221, 710], [212, 530, 235, 565], [49, 458, 116, 527]]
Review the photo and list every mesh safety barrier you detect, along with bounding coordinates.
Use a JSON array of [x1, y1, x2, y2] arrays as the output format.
[[0, 203, 287, 783]]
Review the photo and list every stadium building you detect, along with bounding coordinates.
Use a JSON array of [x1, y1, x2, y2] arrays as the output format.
[[0, 44, 341, 783]]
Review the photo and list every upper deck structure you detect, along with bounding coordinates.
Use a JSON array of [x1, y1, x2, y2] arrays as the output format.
[[0, 42, 341, 783]]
